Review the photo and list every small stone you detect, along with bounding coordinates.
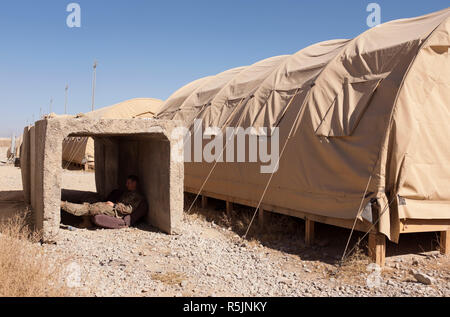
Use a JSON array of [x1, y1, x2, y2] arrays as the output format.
[[413, 272, 435, 285], [279, 278, 291, 285], [387, 280, 396, 286]]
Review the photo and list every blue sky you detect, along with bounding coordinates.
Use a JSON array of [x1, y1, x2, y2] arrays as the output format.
[[0, 0, 448, 136]]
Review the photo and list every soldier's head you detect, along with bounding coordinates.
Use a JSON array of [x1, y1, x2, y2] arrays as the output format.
[[126, 175, 139, 192]]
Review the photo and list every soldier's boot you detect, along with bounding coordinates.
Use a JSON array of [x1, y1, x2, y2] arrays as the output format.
[[61, 201, 91, 216]]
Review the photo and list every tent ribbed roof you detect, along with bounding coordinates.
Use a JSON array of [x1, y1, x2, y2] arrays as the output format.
[[157, 7, 450, 131]]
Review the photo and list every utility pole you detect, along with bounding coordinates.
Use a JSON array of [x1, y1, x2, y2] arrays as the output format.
[[65, 84, 69, 114], [91, 60, 98, 111], [49, 97, 53, 114], [39, 107, 43, 119]]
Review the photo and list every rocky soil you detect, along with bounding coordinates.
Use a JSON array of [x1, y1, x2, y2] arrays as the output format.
[[41, 216, 450, 297], [0, 147, 449, 297]]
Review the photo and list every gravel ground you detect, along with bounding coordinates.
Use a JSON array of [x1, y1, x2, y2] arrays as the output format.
[[0, 147, 95, 192], [42, 215, 449, 297], [0, 147, 7, 159], [0, 147, 449, 297]]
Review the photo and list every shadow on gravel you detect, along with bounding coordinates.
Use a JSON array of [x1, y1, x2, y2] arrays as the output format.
[[60, 189, 164, 234], [0, 190, 28, 224], [183, 193, 440, 265]]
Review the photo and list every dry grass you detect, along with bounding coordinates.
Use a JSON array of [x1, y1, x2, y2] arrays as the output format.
[[329, 243, 371, 285], [0, 213, 71, 297]]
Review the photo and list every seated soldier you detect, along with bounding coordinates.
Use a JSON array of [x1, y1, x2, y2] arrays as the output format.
[[61, 175, 147, 229]]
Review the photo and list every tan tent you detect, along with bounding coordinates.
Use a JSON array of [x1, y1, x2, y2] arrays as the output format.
[[62, 98, 163, 166], [157, 8, 450, 245]]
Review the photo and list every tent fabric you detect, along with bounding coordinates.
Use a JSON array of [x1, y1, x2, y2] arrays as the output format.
[[202, 55, 290, 128], [62, 98, 163, 165], [157, 56, 293, 126], [156, 8, 450, 242], [85, 97, 163, 120], [161, 67, 249, 125], [157, 77, 215, 119], [62, 136, 93, 165], [384, 14, 450, 222], [235, 39, 350, 130]]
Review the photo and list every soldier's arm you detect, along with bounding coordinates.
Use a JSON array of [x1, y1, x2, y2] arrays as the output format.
[[114, 203, 133, 215], [115, 194, 143, 216]]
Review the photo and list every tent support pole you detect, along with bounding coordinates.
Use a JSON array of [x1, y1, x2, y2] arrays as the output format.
[[226, 201, 233, 218], [367, 199, 386, 267], [368, 232, 386, 267], [201, 195, 208, 209], [305, 218, 315, 247], [441, 231, 449, 255]]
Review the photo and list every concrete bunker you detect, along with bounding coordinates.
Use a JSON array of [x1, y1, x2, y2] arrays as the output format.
[[21, 117, 184, 242]]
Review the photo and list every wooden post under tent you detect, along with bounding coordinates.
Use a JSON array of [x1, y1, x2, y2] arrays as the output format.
[[156, 8, 450, 266]]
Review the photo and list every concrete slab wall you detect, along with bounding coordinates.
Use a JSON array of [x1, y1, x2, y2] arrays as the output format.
[[20, 126, 31, 204], [33, 120, 48, 235], [94, 139, 105, 197], [21, 117, 183, 241], [138, 137, 175, 233], [94, 138, 120, 199], [30, 126, 36, 208], [95, 134, 182, 234]]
